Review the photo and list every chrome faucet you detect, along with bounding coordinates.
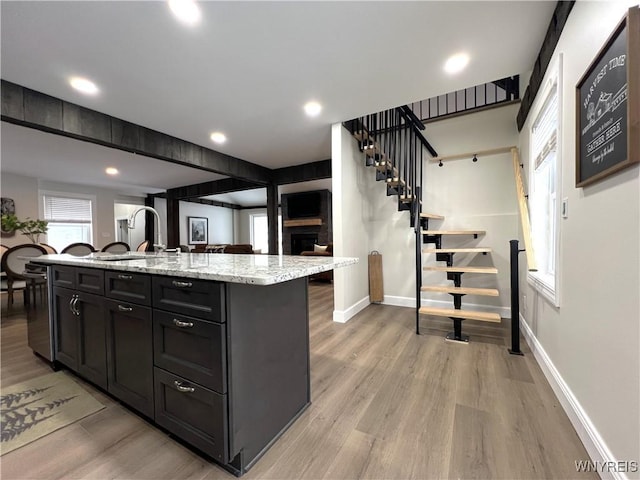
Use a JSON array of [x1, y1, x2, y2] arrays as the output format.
[[128, 206, 166, 252]]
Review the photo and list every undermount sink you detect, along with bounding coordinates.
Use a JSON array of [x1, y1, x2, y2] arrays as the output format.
[[82, 252, 149, 261]]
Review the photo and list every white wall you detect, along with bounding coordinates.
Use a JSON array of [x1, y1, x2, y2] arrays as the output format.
[[179, 201, 234, 246], [153, 197, 235, 248], [235, 208, 267, 245], [518, 1, 639, 475], [331, 123, 373, 322], [0, 172, 39, 247], [344, 104, 519, 316], [0, 172, 146, 250], [419, 104, 520, 314], [113, 202, 146, 250]]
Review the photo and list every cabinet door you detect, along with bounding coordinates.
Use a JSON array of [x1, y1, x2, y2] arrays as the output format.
[[52, 286, 79, 370], [105, 299, 154, 418], [154, 367, 228, 463], [153, 310, 227, 393], [77, 292, 107, 390]]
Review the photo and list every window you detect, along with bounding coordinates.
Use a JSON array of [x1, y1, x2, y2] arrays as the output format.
[[250, 212, 282, 254], [42, 193, 94, 252], [528, 60, 561, 306]]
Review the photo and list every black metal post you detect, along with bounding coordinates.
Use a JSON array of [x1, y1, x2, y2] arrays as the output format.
[[415, 186, 422, 334], [509, 239, 524, 355]]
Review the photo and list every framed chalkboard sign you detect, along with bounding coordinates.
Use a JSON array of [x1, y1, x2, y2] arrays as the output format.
[[576, 6, 639, 187]]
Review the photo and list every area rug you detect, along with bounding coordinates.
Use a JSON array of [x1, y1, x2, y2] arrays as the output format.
[[0, 371, 105, 455]]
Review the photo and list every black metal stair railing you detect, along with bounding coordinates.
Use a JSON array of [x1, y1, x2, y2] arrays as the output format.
[[409, 75, 520, 122], [344, 106, 437, 331]]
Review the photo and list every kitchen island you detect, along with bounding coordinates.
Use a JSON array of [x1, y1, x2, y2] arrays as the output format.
[[32, 252, 357, 475]]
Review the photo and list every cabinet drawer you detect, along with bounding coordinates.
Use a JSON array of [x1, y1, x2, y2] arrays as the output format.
[[154, 368, 228, 463], [153, 311, 227, 393], [52, 266, 75, 289], [152, 277, 225, 322], [105, 271, 151, 306], [76, 267, 104, 295]]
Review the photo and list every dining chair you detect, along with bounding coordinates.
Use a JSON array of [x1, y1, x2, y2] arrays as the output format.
[[61, 242, 96, 256], [1, 244, 47, 306], [38, 243, 58, 254], [136, 240, 150, 252], [101, 241, 130, 253]]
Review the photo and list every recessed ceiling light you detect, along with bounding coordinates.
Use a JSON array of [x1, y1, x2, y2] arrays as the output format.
[[304, 101, 322, 117], [69, 77, 99, 95], [168, 0, 201, 25], [210, 132, 227, 144], [105, 167, 119, 175], [444, 53, 470, 74]]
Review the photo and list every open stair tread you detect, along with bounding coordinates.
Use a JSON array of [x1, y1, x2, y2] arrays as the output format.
[[421, 285, 499, 296], [374, 160, 393, 171], [386, 178, 406, 186], [363, 143, 381, 156], [421, 230, 486, 236], [423, 247, 492, 254], [420, 213, 444, 220], [354, 130, 371, 141], [424, 266, 498, 274], [419, 307, 501, 323]]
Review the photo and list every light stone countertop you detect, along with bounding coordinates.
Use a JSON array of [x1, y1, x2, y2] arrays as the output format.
[[33, 252, 358, 285]]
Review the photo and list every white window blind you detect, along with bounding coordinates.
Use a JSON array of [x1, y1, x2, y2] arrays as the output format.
[[44, 196, 92, 223], [41, 193, 94, 252], [532, 91, 558, 168]]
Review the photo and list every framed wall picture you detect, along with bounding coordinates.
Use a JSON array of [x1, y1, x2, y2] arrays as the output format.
[[188, 216, 208, 245], [576, 6, 639, 187]]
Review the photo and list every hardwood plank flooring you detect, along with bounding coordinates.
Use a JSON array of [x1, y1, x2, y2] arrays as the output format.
[[0, 285, 596, 479]]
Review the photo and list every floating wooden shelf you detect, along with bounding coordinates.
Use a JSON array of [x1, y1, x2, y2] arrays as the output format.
[[283, 218, 323, 227]]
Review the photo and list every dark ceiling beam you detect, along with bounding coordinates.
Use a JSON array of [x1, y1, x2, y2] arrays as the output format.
[[150, 192, 242, 210], [516, 1, 575, 131], [1, 80, 272, 184], [272, 159, 331, 185], [168, 177, 261, 200]]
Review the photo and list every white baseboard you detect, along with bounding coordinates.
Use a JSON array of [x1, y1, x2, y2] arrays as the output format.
[[519, 314, 624, 480], [333, 296, 370, 323], [383, 295, 510, 319]]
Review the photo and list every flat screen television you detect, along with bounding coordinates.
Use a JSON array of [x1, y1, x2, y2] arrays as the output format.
[[287, 192, 321, 218]]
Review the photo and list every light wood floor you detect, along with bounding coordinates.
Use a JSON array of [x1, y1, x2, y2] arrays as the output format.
[[0, 284, 595, 479]]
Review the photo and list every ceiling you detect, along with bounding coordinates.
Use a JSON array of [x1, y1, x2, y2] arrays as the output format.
[[1, 1, 555, 196]]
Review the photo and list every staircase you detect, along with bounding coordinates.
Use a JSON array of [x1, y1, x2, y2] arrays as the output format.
[[344, 105, 502, 344], [418, 215, 501, 343]]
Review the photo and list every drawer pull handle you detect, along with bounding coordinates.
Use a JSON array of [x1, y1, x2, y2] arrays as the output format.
[[118, 274, 133, 280], [174, 381, 195, 393], [173, 319, 194, 328], [118, 305, 133, 312], [172, 280, 193, 288]]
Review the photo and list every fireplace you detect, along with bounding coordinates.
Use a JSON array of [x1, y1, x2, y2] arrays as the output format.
[[291, 233, 318, 255]]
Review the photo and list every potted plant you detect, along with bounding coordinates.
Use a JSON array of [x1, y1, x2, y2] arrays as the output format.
[[1, 214, 48, 244]]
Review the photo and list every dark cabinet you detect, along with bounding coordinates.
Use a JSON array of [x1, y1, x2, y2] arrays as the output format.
[[76, 267, 105, 295], [105, 271, 151, 306], [105, 298, 154, 418], [153, 310, 227, 393], [52, 286, 79, 370], [53, 286, 107, 389], [154, 367, 228, 463], [76, 292, 107, 390], [152, 276, 225, 322]]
